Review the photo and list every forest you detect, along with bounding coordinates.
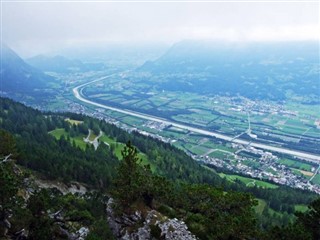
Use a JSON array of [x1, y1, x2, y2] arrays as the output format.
[[0, 97, 319, 239]]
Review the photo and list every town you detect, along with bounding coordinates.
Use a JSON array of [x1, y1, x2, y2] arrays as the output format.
[[55, 98, 320, 194]]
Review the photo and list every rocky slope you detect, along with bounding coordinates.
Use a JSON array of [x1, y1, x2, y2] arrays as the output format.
[[107, 198, 197, 240]]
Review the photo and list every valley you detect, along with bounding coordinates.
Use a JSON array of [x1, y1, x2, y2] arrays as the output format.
[[1, 41, 319, 194], [2, 2, 320, 238], [68, 72, 320, 194]]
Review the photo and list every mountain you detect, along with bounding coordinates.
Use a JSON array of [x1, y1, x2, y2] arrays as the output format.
[[138, 40, 320, 101], [55, 43, 168, 69], [26, 55, 106, 73], [0, 43, 55, 94], [0, 97, 319, 239]]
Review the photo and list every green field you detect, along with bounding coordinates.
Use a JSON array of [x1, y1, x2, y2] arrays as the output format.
[[202, 141, 235, 153], [294, 204, 308, 212], [72, 135, 87, 150], [49, 128, 87, 150], [255, 199, 267, 215], [49, 128, 67, 138], [311, 173, 320, 185], [120, 115, 145, 126], [49, 128, 156, 171], [242, 160, 261, 169], [100, 134, 116, 145], [279, 158, 314, 171], [219, 173, 278, 189], [209, 150, 233, 159], [190, 145, 210, 155], [100, 134, 155, 172], [162, 130, 184, 139], [80, 75, 320, 190]]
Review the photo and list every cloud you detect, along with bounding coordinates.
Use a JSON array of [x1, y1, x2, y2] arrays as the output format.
[[2, 1, 319, 56], [247, 25, 320, 42]]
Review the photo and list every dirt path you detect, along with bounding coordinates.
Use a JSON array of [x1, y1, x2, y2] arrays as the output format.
[[83, 129, 103, 150]]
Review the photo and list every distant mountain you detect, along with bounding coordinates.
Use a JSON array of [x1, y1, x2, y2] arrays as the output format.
[[0, 43, 55, 94], [54, 43, 168, 69], [26, 55, 106, 73], [138, 41, 320, 101]]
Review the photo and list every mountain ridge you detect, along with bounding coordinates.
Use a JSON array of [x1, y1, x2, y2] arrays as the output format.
[[26, 54, 106, 73], [137, 40, 319, 101], [0, 43, 55, 94]]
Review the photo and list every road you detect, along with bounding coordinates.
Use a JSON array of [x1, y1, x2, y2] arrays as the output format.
[[73, 75, 320, 163], [309, 165, 320, 183]]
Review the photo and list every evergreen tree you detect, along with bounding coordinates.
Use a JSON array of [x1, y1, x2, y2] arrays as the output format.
[[0, 129, 17, 158], [296, 198, 320, 239], [113, 141, 147, 209]]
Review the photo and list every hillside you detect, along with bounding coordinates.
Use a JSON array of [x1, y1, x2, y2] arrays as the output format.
[[0, 97, 319, 239], [0, 97, 225, 188], [0, 153, 115, 239], [26, 55, 106, 73], [138, 41, 319, 102], [0, 44, 56, 95]]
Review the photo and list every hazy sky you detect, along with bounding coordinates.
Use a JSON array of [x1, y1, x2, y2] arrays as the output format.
[[1, 1, 319, 57]]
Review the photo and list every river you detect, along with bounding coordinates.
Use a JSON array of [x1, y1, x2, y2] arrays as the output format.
[[73, 75, 320, 163]]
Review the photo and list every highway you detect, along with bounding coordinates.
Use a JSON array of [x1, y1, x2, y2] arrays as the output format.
[[73, 75, 320, 163]]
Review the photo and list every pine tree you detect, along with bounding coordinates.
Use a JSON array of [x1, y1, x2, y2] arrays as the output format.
[[113, 141, 148, 210]]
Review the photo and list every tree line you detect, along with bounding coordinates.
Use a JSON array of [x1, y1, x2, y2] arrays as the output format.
[[0, 97, 318, 229], [113, 142, 320, 239]]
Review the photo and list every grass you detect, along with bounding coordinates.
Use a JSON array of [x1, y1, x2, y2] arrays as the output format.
[[200, 140, 234, 152], [100, 134, 116, 145], [243, 160, 262, 169], [49, 128, 67, 139], [139, 153, 156, 172], [171, 141, 186, 151], [299, 170, 314, 177], [113, 143, 125, 159], [72, 135, 87, 150], [120, 115, 145, 126], [162, 130, 184, 139], [219, 173, 278, 189], [208, 150, 231, 159], [281, 126, 307, 135], [100, 134, 156, 172], [49, 128, 87, 150], [279, 158, 314, 172], [311, 174, 320, 185], [65, 118, 83, 125], [168, 126, 189, 133], [294, 204, 308, 212], [88, 131, 97, 141], [305, 129, 320, 138], [286, 101, 319, 117], [83, 83, 319, 186], [290, 168, 303, 177], [254, 180, 279, 189], [253, 198, 303, 226], [255, 199, 267, 215], [190, 145, 210, 155]]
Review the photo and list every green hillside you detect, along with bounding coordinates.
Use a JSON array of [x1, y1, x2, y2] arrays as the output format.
[[1, 97, 319, 239]]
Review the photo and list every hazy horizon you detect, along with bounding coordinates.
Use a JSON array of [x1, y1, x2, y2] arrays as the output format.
[[1, 1, 319, 57]]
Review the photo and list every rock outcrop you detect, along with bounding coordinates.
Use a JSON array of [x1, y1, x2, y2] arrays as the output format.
[[107, 198, 197, 240]]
